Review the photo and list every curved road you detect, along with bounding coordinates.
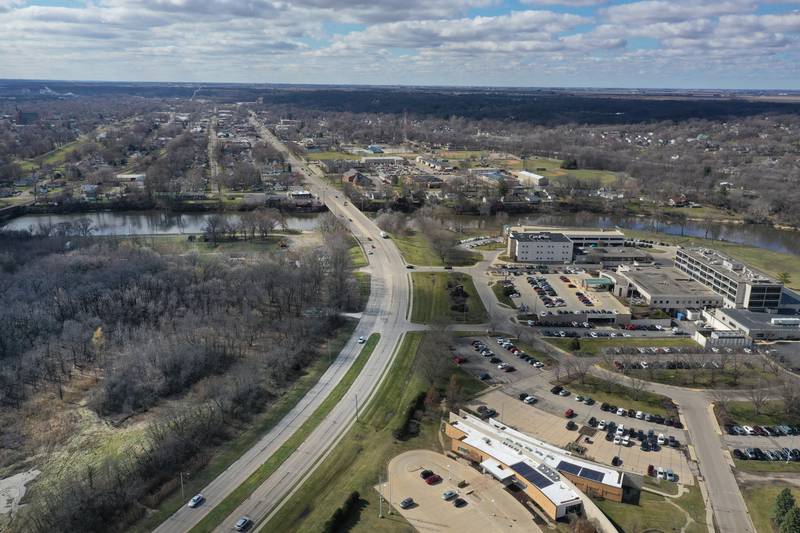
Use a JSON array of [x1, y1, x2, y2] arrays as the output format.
[[154, 119, 414, 533]]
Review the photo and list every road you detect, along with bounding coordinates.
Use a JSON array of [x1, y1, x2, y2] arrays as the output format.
[[153, 117, 414, 533]]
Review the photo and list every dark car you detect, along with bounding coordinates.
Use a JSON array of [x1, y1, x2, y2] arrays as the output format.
[[234, 517, 253, 532], [566, 421, 578, 430], [551, 385, 563, 394], [733, 449, 745, 460], [641, 441, 651, 452], [612, 456, 622, 467], [600, 402, 610, 411], [519, 392, 530, 401], [400, 497, 415, 509], [420, 469, 434, 479], [588, 417, 598, 427], [479, 373, 491, 381], [453, 498, 467, 508], [406, 265, 415, 269]]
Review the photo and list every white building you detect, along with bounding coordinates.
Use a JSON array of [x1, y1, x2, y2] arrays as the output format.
[[507, 231, 572, 263], [517, 170, 549, 187]]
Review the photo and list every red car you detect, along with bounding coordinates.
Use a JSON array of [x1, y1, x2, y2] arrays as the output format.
[[565, 408, 574, 418], [425, 474, 442, 485], [647, 464, 656, 477], [452, 356, 466, 365]]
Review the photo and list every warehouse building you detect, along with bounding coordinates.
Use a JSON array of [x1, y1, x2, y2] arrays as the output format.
[[674, 248, 783, 310], [507, 231, 572, 263], [607, 265, 724, 311], [445, 412, 625, 521]]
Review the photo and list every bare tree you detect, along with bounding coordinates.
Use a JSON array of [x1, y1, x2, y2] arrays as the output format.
[[747, 380, 770, 416]]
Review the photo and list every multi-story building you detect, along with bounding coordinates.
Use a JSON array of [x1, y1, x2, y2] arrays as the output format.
[[606, 265, 724, 311], [674, 248, 783, 310], [507, 231, 572, 263]]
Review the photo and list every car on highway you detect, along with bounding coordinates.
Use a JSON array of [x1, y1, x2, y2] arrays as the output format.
[[234, 516, 253, 531], [187, 494, 205, 508], [442, 490, 457, 501], [400, 497, 415, 509]]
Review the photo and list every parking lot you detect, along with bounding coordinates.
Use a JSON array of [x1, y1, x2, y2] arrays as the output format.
[[377, 450, 540, 532], [508, 272, 629, 317], [470, 389, 694, 484]]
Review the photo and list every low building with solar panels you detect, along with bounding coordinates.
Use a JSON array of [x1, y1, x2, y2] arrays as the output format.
[[445, 411, 626, 521]]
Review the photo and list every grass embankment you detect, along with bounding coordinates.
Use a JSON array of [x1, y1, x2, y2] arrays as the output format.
[[544, 336, 700, 357], [664, 206, 743, 221], [392, 231, 481, 266], [594, 484, 707, 533], [742, 484, 800, 533], [262, 331, 487, 533], [563, 375, 674, 417], [187, 333, 381, 533], [491, 282, 517, 308], [735, 460, 800, 474], [354, 272, 371, 310], [131, 320, 360, 533], [411, 272, 488, 324], [623, 229, 800, 290], [473, 241, 505, 251], [642, 475, 680, 495], [717, 400, 790, 426], [349, 239, 369, 268]]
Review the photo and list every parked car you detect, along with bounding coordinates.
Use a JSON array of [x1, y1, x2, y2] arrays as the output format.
[[426, 474, 443, 485], [442, 490, 457, 501], [566, 421, 578, 430], [565, 408, 575, 418], [453, 497, 468, 508], [400, 497, 415, 509], [420, 469, 434, 479]]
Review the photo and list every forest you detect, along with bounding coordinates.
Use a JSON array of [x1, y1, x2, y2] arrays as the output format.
[[0, 216, 363, 532]]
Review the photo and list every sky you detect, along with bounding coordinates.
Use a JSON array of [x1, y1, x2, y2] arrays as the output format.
[[0, 0, 798, 89]]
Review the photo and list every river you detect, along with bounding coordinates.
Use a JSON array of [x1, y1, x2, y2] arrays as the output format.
[[3, 210, 799, 257], [1, 211, 322, 235], [452, 213, 800, 256]]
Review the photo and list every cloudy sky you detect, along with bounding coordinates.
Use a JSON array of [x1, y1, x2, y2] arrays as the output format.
[[0, 0, 798, 88]]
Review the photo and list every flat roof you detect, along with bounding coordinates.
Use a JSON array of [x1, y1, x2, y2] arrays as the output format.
[[618, 266, 721, 297], [509, 226, 625, 239], [510, 231, 571, 243], [582, 247, 651, 258], [677, 248, 779, 285], [451, 412, 623, 489], [716, 308, 800, 332]]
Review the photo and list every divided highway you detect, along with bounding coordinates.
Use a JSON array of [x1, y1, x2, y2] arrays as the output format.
[[154, 118, 414, 533]]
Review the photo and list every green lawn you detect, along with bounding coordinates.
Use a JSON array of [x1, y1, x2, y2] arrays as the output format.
[[473, 241, 506, 251], [392, 231, 481, 267], [622, 365, 783, 390], [189, 333, 381, 533], [349, 239, 369, 268], [262, 331, 487, 533], [491, 282, 517, 308], [354, 272, 371, 311], [742, 483, 800, 533], [664, 206, 743, 221], [410, 272, 488, 324], [642, 476, 680, 496], [734, 460, 800, 474], [35, 139, 82, 167], [594, 484, 707, 533], [307, 151, 358, 160], [131, 320, 358, 533], [544, 336, 700, 357], [623, 229, 800, 290], [564, 375, 675, 417], [718, 400, 790, 426]]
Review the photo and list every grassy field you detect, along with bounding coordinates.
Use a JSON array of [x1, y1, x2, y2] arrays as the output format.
[[642, 475, 680, 495], [189, 333, 381, 533], [262, 331, 487, 533], [742, 483, 800, 533], [491, 282, 517, 308], [349, 239, 369, 268], [410, 272, 488, 324], [719, 400, 789, 426], [33, 140, 82, 168], [307, 151, 357, 160], [664, 206, 743, 221], [564, 375, 674, 417], [392, 231, 481, 267], [734, 459, 800, 474], [130, 320, 359, 533], [623, 229, 800, 290], [544, 336, 700, 357], [622, 365, 783, 390], [594, 484, 707, 533]]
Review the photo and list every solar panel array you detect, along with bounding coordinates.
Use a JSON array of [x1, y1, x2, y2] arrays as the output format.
[[557, 460, 607, 483], [510, 462, 553, 489]]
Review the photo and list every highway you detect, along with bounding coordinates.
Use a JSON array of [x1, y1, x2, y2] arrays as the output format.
[[154, 116, 414, 533]]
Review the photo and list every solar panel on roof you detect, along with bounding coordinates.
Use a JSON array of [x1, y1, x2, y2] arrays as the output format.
[[510, 462, 553, 489], [578, 467, 605, 482], [557, 460, 581, 476]]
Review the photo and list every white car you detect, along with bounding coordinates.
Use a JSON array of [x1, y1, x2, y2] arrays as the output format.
[[743, 425, 755, 435], [188, 494, 205, 508], [622, 435, 630, 446], [358, 336, 366, 344], [615, 425, 625, 436], [598, 420, 607, 430], [635, 411, 644, 419], [623, 333, 632, 337], [616, 408, 626, 416], [533, 362, 545, 368], [657, 433, 666, 445], [640, 361, 649, 369], [657, 467, 666, 480], [613, 435, 622, 444], [524, 395, 537, 404]]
